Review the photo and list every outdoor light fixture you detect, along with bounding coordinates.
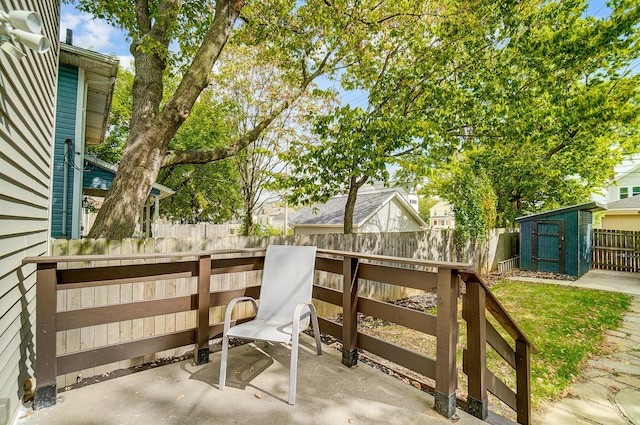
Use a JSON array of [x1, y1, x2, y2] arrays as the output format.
[[0, 9, 50, 60]]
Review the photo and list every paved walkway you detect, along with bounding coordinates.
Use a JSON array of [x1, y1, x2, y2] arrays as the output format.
[[531, 271, 640, 425]]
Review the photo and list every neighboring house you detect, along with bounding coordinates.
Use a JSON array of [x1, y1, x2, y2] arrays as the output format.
[[51, 41, 118, 238], [0, 2, 59, 424], [430, 200, 455, 229], [292, 190, 427, 235], [602, 194, 640, 231], [255, 203, 299, 232], [81, 155, 175, 237], [606, 155, 640, 203]]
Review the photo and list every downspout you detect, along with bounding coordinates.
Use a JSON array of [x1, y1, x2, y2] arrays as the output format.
[[62, 138, 71, 238], [71, 70, 87, 239]]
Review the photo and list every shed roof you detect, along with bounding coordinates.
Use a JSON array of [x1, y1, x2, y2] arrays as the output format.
[[515, 202, 606, 222], [292, 190, 426, 228]]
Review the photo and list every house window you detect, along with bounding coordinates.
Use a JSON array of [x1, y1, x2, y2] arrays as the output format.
[[620, 187, 629, 199], [634, 186, 640, 197]]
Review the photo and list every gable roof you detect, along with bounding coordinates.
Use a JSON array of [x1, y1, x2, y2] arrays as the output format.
[[292, 190, 426, 228], [606, 194, 640, 210], [611, 155, 640, 183]]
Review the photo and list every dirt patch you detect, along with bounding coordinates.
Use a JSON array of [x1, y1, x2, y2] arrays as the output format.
[[484, 269, 578, 286]]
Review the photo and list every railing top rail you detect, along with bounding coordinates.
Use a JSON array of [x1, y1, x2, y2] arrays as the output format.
[[316, 248, 473, 269], [22, 248, 268, 264], [460, 271, 539, 354], [23, 247, 473, 270]]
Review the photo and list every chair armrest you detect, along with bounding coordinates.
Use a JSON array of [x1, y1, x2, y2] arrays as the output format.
[[223, 296, 258, 334], [292, 303, 317, 335]]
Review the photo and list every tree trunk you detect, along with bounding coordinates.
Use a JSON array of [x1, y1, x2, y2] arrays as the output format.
[[343, 177, 359, 234], [88, 0, 242, 239]]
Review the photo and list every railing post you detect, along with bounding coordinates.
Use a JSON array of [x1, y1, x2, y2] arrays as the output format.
[[195, 254, 211, 365], [435, 268, 459, 419], [342, 255, 359, 367], [516, 339, 532, 425], [464, 281, 488, 420], [34, 262, 58, 409]]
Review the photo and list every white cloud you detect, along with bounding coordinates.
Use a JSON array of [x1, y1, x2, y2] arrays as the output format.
[[117, 55, 134, 71], [59, 11, 129, 56]]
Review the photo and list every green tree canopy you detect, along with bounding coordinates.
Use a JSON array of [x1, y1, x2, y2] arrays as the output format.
[[396, 0, 640, 225]]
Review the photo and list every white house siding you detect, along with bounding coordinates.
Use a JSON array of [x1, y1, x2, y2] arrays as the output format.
[[606, 161, 640, 203], [359, 198, 422, 233], [0, 1, 59, 424]]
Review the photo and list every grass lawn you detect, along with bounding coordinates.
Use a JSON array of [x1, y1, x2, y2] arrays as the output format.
[[362, 280, 632, 412], [489, 281, 631, 405]]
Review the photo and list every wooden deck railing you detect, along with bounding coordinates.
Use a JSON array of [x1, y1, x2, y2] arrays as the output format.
[[24, 248, 536, 424]]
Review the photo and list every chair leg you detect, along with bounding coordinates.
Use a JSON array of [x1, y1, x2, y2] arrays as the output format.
[[310, 305, 322, 355], [219, 334, 229, 391], [288, 333, 299, 405]]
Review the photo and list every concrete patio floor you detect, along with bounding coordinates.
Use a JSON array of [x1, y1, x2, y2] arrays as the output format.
[[16, 335, 486, 425]]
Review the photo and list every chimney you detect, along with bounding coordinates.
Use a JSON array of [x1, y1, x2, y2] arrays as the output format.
[[65, 29, 72, 45]]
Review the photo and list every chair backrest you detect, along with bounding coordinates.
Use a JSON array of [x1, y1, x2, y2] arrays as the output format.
[[257, 245, 317, 324]]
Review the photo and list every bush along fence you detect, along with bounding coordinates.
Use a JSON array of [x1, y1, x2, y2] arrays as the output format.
[[24, 248, 536, 424]]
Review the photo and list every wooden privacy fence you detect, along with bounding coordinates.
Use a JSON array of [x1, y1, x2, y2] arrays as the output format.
[[24, 248, 535, 424], [592, 229, 640, 272]]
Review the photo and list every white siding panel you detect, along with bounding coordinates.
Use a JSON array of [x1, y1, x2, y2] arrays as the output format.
[[361, 198, 422, 233], [0, 1, 59, 424], [0, 196, 48, 220]]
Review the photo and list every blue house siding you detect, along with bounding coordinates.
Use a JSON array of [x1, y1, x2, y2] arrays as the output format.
[[51, 64, 78, 238], [83, 165, 162, 196]]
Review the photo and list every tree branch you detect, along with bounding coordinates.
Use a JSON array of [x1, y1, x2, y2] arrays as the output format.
[[162, 44, 334, 168]]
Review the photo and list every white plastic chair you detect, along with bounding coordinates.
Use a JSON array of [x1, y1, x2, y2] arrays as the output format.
[[218, 245, 322, 405]]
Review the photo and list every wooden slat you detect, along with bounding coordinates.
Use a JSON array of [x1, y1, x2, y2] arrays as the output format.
[[24, 248, 267, 264], [57, 262, 198, 288], [210, 286, 260, 307], [358, 333, 436, 379], [36, 263, 58, 389], [487, 368, 517, 411], [57, 330, 196, 375], [318, 317, 342, 340], [195, 255, 212, 359], [57, 295, 196, 331], [316, 248, 472, 269], [462, 354, 517, 411], [465, 281, 487, 403], [357, 263, 438, 291], [210, 256, 264, 275], [358, 297, 436, 335], [313, 285, 342, 307], [436, 268, 458, 396], [486, 320, 516, 369], [343, 257, 359, 366], [460, 271, 537, 354], [315, 256, 343, 274], [516, 340, 532, 425]]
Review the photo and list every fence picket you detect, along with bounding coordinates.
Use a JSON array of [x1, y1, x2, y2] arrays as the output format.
[[592, 229, 640, 272]]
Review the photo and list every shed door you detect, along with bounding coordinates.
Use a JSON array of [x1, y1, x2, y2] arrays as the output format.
[[532, 220, 565, 274]]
